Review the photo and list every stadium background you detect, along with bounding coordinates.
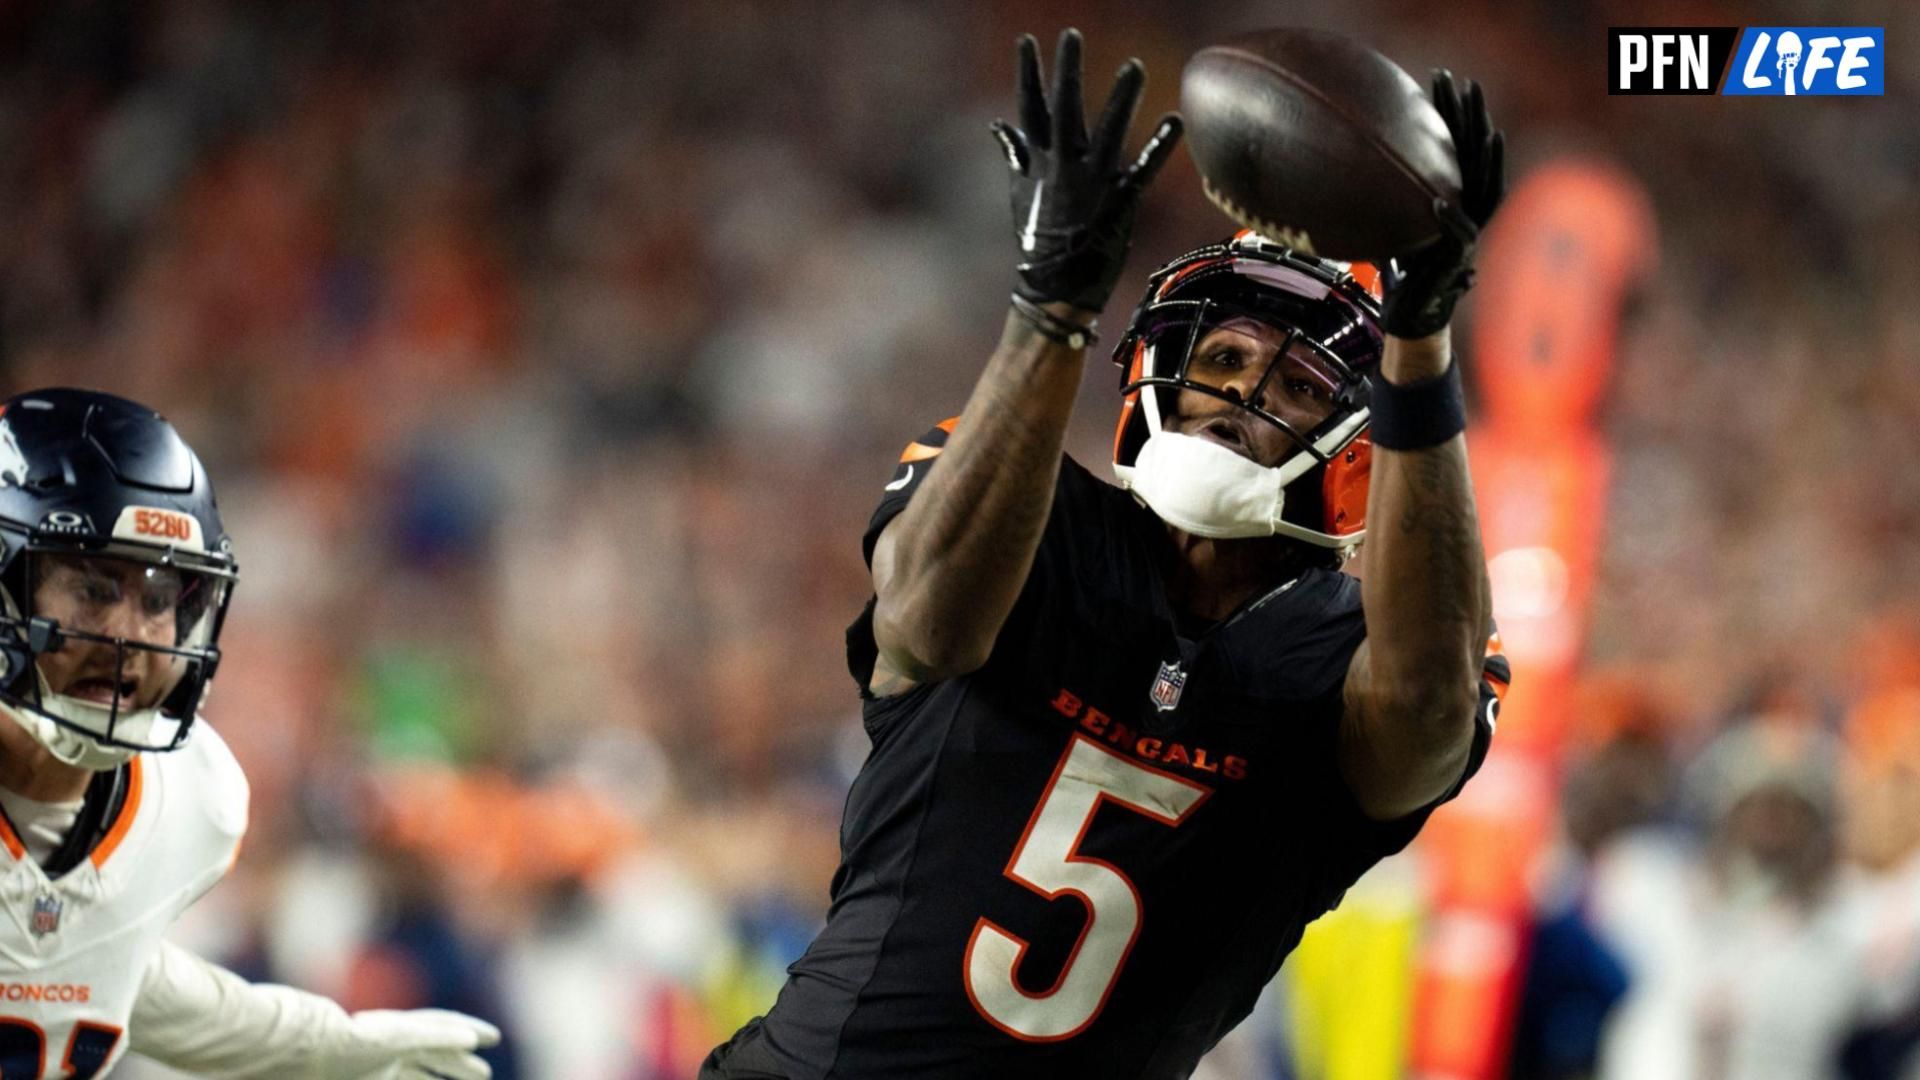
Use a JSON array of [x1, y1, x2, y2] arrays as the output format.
[[3, 0, 1916, 1077]]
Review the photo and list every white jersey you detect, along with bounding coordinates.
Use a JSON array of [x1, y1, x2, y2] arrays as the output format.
[[0, 721, 247, 1079]]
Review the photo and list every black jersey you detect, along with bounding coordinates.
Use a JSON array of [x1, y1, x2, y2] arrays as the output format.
[[714, 422, 1499, 1080]]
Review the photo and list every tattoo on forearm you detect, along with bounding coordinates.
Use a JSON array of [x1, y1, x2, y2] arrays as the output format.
[[1393, 445, 1482, 627], [900, 339, 1072, 626]]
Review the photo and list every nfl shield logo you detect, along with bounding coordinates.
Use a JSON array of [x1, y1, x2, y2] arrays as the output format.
[[1149, 660, 1187, 712], [30, 893, 61, 937]]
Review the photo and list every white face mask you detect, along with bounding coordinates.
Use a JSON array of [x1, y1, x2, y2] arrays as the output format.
[[1120, 432, 1294, 539], [0, 666, 179, 771], [1115, 417, 1368, 547]]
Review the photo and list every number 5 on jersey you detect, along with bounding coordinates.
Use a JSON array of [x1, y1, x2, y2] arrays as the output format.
[[965, 735, 1212, 1040]]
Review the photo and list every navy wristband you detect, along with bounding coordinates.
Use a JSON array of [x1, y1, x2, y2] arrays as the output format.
[[1367, 361, 1466, 450]]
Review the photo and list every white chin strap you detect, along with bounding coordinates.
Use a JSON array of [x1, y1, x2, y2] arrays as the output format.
[[1115, 404, 1371, 544], [1, 667, 176, 771], [1118, 432, 1305, 539], [1113, 313, 1377, 542]]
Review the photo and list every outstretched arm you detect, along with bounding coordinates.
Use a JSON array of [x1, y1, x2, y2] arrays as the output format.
[[870, 29, 1180, 690], [1340, 329, 1491, 819], [130, 941, 499, 1079], [1340, 71, 1503, 819], [870, 306, 1088, 689]]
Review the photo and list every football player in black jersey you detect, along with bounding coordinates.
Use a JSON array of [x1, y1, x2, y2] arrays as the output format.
[[702, 29, 1509, 1080]]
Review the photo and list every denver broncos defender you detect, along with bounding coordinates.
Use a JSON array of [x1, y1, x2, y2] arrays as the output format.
[[702, 29, 1509, 1080], [0, 389, 499, 1078]]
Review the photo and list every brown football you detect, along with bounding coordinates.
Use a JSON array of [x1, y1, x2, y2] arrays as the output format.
[[1181, 28, 1461, 261]]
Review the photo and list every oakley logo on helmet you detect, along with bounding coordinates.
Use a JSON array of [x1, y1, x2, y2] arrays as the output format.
[[37, 511, 92, 536], [0, 418, 27, 489], [113, 507, 204, 551]]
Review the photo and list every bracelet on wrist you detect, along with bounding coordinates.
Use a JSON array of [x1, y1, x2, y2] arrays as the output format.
[[1366, 359, 1466, 450], [1010, 293, 1098, 350]]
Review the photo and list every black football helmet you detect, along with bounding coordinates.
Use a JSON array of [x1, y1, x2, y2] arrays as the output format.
[[0, 389, 237, 766], [1109, 231, 1385, 552]]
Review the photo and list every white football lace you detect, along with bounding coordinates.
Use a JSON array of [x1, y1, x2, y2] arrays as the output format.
[[1199, 176, 1318, 256]]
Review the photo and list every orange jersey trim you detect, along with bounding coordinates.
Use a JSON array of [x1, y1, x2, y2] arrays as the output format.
[[898, 417, 961, 463], [1483, 633, 1511, 702], [89, 758, 143, 868], [0, 809, 24, 860], [1485, 673, 1511, 703]]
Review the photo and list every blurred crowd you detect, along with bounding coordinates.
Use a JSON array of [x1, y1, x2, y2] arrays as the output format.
[[1, 0, 1915, 1077]]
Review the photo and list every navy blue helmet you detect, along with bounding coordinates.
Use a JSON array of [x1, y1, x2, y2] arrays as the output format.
[[0, 389, 237, 765]]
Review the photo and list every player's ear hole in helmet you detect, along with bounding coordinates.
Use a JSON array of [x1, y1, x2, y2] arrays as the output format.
[[0, 389, 237, 770], [1109, 232, 1383, 558]]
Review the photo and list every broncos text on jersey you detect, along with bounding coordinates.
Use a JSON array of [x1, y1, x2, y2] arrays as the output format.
[[0, 722, 247, 1079]]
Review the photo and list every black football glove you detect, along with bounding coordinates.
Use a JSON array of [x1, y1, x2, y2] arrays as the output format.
[[1380, 70, 1507, 340], [991, 29, 1183, 315]]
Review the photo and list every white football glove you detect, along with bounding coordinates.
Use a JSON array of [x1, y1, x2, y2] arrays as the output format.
[[132, 943, 503, 1080], [315, 1008, 502, 1080]]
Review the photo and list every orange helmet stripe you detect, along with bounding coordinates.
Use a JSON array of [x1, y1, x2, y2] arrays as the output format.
[[1322, 432, 1372, 538]]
